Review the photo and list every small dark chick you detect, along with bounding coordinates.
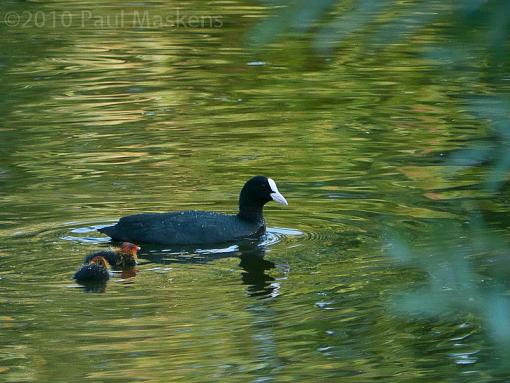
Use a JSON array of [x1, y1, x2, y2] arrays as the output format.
[[83, 242, 140, 269], [74, 256, 111, 283]]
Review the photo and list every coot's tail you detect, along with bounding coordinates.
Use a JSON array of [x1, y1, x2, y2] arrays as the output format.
[[98, 225, 118, 239]]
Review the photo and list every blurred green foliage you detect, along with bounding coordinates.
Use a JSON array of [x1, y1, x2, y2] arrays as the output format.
[[0, 0, 509, 379], [249, 0, 510, 364]]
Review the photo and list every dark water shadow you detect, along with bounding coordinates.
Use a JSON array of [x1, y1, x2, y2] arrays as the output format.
[[72, 267, 138, 293], [74, 280, 108, 293], [137, 239, 280, 299]]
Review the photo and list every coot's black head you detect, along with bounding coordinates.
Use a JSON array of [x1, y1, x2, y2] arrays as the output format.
[[238, 176, 288, 221]]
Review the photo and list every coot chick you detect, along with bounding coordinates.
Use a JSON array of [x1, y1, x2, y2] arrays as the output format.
[[83, 242, 140, 268], [74, 256, 111, 283], [98, 176, 288, 245]]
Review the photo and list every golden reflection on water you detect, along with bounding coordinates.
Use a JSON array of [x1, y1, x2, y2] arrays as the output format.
[[0, 0, 502, 382]]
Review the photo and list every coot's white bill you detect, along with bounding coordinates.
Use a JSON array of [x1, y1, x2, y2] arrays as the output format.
[[271, 191, 288, 206], [268, 178, 288, 206]]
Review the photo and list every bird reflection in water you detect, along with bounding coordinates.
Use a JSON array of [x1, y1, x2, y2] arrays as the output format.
[[139, 239, 284, 299], [117, 266, 138, 280], [237, 242, 279, 298], [76, 267, 139, 293], [78, 281, 108, 293]]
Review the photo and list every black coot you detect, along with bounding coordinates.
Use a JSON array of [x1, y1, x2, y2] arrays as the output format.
[[98, 176, 288, 245]]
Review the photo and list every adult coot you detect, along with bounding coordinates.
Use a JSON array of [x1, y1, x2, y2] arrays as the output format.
[[98, 176, 288, 245], [83, 242, 140, 268]]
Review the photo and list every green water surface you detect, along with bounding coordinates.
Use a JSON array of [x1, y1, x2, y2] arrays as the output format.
[[1, 1, 509, 382]]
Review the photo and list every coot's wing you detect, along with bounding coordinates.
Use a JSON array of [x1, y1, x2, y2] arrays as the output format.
[[112, 212, 184, 244], [101, 211, 256, 245]]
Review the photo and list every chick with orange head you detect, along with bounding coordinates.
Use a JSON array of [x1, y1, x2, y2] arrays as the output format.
[[83, 242, 140, 269]]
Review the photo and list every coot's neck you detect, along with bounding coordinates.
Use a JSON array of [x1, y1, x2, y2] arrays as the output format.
[[237, 193, 265, 223], [237, 203, 265, 223]]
